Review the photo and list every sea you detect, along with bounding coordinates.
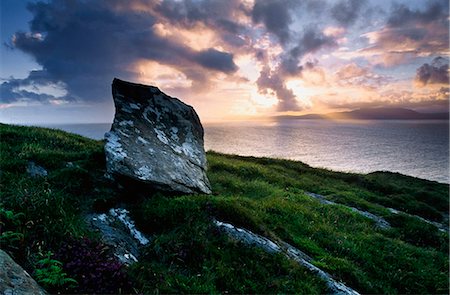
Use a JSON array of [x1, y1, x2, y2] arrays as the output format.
[[40, 119, 449, 184]]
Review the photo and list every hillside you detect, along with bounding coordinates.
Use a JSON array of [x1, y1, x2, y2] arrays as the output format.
[[0, 123, 448, 294], [276, 107, 450, 120]]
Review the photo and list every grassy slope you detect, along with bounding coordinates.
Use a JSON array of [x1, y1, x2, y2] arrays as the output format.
[[0, 123, 448, 294]]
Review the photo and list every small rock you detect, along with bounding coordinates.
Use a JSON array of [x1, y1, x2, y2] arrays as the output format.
[[26, 161, 47, 178], [65, 162, 78, 168], [105, 78, 211, 194], [0, 250, 47, 295]]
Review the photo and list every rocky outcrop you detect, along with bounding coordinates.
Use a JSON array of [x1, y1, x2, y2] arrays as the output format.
[[105, 78, 211, 194], [87, 208, 150, 265], [26, 161, 47, 178], [214, 221, 360, 295], [305, 192, 391, 229], [387, 207, 448, 232], [0, 250, 47, 295]]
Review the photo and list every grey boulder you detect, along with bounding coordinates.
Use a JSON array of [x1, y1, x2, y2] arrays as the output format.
[[0, 250, 47, 295], [105, 78, 211, 194]]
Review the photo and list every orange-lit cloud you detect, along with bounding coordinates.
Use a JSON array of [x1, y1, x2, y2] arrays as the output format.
[[360, 25, 449, 66]]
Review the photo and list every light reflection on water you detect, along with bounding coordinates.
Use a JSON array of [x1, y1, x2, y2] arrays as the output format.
[[203, 119, 449, 184], [43, 119, 449, 183]]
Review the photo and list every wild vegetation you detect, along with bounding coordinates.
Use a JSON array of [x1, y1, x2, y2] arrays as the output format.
[[0, 123, 448, 294]]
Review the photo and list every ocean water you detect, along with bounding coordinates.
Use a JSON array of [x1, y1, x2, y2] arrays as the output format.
[[42, 119, 449, 183]]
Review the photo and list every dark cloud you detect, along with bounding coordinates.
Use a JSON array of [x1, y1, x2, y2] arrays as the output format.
[[256, 66, 300, 111], [0, 70, 62, 103], [258, 1, 341, 111], [304, 0, 328, 14], [195, 49, 237, 73], [294, 29, 337, 57], [216, 19, 244, 34], [279, 55, 310, 77], [254, 27, 337, 111], [252, 0, 293, 44], [330, 0, 367, 26], [415, 57, 449, 86], [221, 33, 246, 48], [155, 0, 249, 48], [156, 0, 203, 25], [162, 3, 250, 49], [156, 0, 245, 28], [280, 28, 336, 75], [1, 0, 238, 104], [360, 1, 449, 66], [387, 1, 449, 27]]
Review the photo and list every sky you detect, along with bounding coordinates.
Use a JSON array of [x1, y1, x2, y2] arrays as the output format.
[[0, 0, 449, 124]]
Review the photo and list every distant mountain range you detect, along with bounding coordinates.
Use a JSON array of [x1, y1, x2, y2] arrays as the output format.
[[276, 108, 449, 120]]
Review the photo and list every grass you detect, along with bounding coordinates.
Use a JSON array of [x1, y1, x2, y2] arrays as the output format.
[[0, 123, 448, 294]]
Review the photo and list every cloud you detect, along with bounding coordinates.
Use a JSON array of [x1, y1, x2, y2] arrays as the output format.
[[251, 0, 294, 44], [1, 79, 55, 103], [360, 0, 449, 66], [1, 0, 239, 104], [280, 28, 336, 75], [195, 49, 238, 73], [330, 0, 367, 27], [240, 0, 343, 112], [155, 0, 243, 25], [334, 63, 391, 89], [313, 87, 449, 113], [152, 0, 253, 50], [2, 0, 448, 116], [415, 57, 449, 86], [154, 0, 250, 41], [0, 70, 66, 103], [253, 27, 337, 111], [256, 66, 300, 111], [387, 1, 447, 27]]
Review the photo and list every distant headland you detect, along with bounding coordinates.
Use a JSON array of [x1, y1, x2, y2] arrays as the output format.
[[275, 108, 449, 120]]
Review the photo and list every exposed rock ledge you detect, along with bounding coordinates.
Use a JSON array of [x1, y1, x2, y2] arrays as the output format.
[[387, 207, 448, 232], [305, 191, 448, 232], [214, 220, 360, 295], [305, 192, 391, 229], [87, 208, 150, 265]]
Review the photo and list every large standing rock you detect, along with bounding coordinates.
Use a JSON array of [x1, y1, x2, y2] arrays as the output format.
[[0, 250, 47, 295], [105, 78, 211, 194]]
